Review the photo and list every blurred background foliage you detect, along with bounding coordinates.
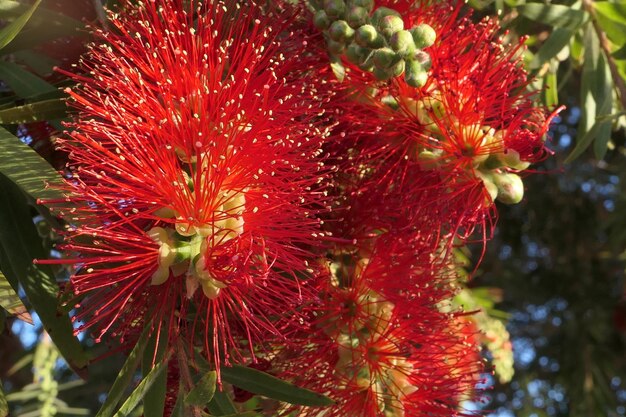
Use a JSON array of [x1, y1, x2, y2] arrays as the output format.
[[0, 0, 625, 416]]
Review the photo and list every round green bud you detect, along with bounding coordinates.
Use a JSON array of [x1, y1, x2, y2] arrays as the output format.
[[373, 66, 393, 81], [418, 150, 442, 170], [493, 172, 524, 204], [346, 6, 369, 28], [413, 50, 432, 70], [405, 59, 428, 87], [355, 24, 383, 48], [327, 39, 345, 54], [373, 47, 398, 69], [354, 0, 375, 12], [498, 149, 531, 170], [371, 7, 401, 26], [324, 0, 346, 18], [358, 59, 375, 72], [410, 24, 436, 49], [328, 20, 355, 42], [390, 59, 405, 77], [313, 10, 331, 30], [346, 44, 368, 64], [389, 30, 416, 59], [381, 95, 399, 110], [378, 15, 404, 39]]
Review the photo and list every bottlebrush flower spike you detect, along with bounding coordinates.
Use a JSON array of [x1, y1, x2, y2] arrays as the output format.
[[275, 236, 481, 417], [38, 0, 334, 372]]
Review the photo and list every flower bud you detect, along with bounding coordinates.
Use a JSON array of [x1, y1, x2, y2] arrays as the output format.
[[493, 172, 524, 204], [329, 20, 355, 42], [355, 24, 383, 48], [390, 30, 416, 59], [410, 24, 436, 49], [373, 66, 393, 81], [324, 0, 346, 18], [346, 6, 368, 28], [327, 39, 345, 54], [405, 59, 428, 87], [371, 6, 401, 27], [412, 49, 432, 70], [373, 47, 398, 69], [378, 15, 404, 39], [313, 10, 331, 30], [390, 59, 405, 77], [354, 0, 374, 12], [498, 149, 531, 170], [346, 44, 367, 64]]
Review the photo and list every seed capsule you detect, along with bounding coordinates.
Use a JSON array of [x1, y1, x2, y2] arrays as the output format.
[[410, 24, 436, 49], [327, 39, 346, 54], [373, 66, 393, 81], [371, 6, 401, 26], [346, 44, 367, 64], [354, 0, 374, 12]]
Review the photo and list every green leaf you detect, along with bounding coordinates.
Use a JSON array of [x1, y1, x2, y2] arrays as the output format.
[[207, 391, 237, 416], [219, 413, 260, 417], [594, 1, 626, 44], [0, 380, 8, 417], [566, 118, 612, 162], [0, 60, 56, 98], [0, 1, 86, 54], [0, 97, 68, 124], [142, 325, 170, 417], [220, 365, 333, 407], [543, 67, 559, 108], [184, 371, 217, 407], [0, 127, 63, 200], [0, 270, 33, 324], [0, 0, 41, 50], [12, 50, 60, 77], [113, 360, 168, 417], [517, 4, 587, 30], [0, 173, 88, 372], [592, 53, 614, 159], [530, 28, 575, 69], [95, 324, 153, 417]]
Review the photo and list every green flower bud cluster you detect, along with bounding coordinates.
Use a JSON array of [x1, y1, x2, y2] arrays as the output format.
[[312, 0, 436, 87]]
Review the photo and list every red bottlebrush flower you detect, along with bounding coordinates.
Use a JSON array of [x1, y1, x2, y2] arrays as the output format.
[[274, 236, 482, 417], [39, 0, 334, 372]]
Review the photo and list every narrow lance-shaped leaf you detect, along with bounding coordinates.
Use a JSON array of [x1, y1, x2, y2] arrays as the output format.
[[0, 173, 88, 372], [517, 4, 588, 30], [95, 323, 154, 417], [185, 371, 217, 407], [0, 380, 7, 417], [207, 391, 238, 416], [0, 0, 41, 50], [113, 360, 168, 417], [530, 28, 575, 69], [220, 365, 334, 407], [0, 98, 68, 124], [0, 61, 57, 98], [0, 127, 63, 200], [142, 324, 170, 417], [0, 271, 33, 324]]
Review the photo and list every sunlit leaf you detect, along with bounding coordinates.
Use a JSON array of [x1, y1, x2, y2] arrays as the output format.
[[595, 1, 626, 44], [530, 28, 575, 69], [0, 173, 88, 372], [0, 271, 33, 324], [220, 365, 334, 407], [0, 127, 63, 200], [184, 371, 217, 407], [0, 380, 7, 417], [517, 3, 588, 30], [330, 55, 346, 82], [0, 0, 41, 50], [0, 98, 68, 124]]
